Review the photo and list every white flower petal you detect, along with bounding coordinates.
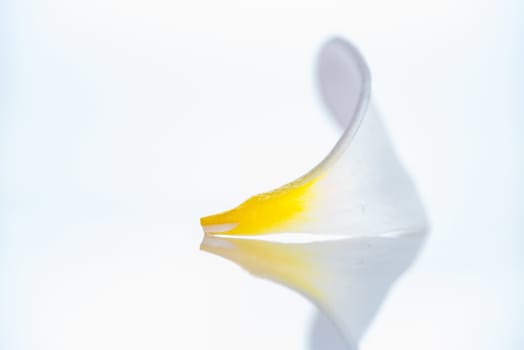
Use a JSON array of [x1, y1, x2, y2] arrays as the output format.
[[199, 36, 429, 348], [200, 37, 427, 239]]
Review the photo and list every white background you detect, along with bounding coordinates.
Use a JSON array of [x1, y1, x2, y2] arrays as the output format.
[[1, 0, 523, 349]]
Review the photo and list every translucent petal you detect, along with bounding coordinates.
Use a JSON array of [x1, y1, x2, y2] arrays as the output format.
[[199, 37, 429, 348], [200, 37, 427, 238]]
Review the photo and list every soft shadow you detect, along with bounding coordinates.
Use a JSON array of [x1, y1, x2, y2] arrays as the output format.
[[309, 310, 355, 350]]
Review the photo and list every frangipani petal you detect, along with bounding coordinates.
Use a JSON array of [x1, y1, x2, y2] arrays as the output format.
[[200, 37, 427, 238], [199, 36, 428, 348]]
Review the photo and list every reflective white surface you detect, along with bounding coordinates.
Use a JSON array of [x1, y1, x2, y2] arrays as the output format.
[[1, 0, 523, 349]]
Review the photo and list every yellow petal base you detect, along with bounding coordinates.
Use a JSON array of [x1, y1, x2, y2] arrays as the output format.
[[200, 176, 320, 235]]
